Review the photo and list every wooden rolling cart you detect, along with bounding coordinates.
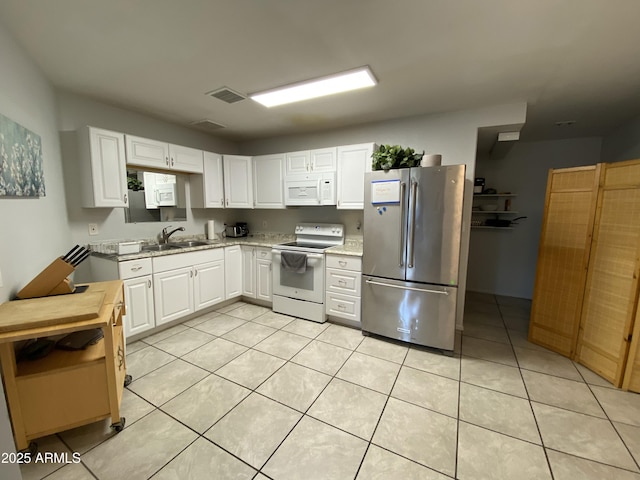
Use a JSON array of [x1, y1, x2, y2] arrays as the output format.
[[0, 280, 130, 451]]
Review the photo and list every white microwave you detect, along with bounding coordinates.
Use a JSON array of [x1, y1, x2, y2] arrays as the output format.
[[284, 172, 336, 206]]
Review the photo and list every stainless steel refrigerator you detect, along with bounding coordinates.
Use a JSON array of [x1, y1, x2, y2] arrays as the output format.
[[362, 164, 465, 351]]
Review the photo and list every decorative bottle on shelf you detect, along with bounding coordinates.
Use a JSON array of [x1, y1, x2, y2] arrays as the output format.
[[505, 199, 511, 211]]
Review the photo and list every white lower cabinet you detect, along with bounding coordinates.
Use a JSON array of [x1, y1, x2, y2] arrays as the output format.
[[122, 276, 155, 337], [242, 246, 272, 302], [194, 260, 225, 309], [153, 249, 226, 325], [256, 251, 273, 302], [325, 254, 362, 324], [90, 256, 156, 338], [154, 267, 194, 325], [225, 245, 242, 299]]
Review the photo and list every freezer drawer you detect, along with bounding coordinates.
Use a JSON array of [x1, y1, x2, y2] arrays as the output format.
[[361, 275, 457, 350]]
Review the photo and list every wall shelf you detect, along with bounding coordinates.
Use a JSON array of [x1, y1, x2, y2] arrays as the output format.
[[471, 226, 514, 230], [473, 194, 517, 197], [472, 211, 519, 214]]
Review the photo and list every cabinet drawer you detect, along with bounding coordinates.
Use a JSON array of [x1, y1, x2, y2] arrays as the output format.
[[118, 258, 152, 279], [256, 247, 272, 260], [326, 268, 361, 296], [326, 291, 361, 322], [326, 255, 362, 272]]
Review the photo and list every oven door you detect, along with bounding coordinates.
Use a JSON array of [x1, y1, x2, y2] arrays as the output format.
[[272, 250, 324, 303]]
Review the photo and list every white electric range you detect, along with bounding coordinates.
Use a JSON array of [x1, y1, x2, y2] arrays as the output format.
[[272, 223, 344, 323]]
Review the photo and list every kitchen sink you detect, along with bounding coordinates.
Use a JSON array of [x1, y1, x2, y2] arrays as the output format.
[[141, 244, 183, 252], [172, 240, 209, 248]]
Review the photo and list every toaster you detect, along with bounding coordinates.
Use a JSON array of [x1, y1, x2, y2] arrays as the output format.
[[225, 225, 247, 237]]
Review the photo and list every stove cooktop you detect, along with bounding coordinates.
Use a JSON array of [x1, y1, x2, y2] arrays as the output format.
[[276, 242, 332, 250]]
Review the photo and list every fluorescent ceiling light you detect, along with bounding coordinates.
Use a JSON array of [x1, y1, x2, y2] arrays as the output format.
[[250, 66, 376, 107]]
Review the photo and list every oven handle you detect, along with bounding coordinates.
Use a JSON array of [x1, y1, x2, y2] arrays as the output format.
[[272, 251, 324, 260]]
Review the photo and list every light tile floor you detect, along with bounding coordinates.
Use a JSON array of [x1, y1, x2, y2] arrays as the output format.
[[21, 295, 640, 480]]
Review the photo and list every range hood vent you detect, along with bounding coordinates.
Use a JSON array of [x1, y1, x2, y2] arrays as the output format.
[[190, 119, 226, 132], [206, 87, 246, 104]]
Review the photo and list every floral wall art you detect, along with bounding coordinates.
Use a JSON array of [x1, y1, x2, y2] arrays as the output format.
[[0, 112, 45, 197]]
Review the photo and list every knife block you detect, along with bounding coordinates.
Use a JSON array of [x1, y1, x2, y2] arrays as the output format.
[[16, 258, 76, 299]]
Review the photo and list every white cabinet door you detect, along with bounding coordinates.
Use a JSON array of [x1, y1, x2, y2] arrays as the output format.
[[191, 151, 224, 208], [223, 155, 254, 208], [154, 267, 194, 325], [123, 275, 155, 337], [336, 143, 375, 210], [241, 246, 256, 298], [169, 144, 203, 173], [310, 147, 337, 172], [81, 127, 128, 207], [256, 257, 272, 302], [253, 154, 285, 208], [125, 135, 169, 169], [285, 150, 310, 175], [194, 260, 225, 310], [225, 245, 242, 299]]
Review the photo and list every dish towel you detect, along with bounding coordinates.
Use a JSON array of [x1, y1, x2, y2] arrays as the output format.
[[281, 251, 307, 273]]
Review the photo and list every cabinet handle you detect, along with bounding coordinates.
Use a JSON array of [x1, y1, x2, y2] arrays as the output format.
[[123, 193, 128, 204], [221, 199, 224, 206], [171, 157, 174, 167], [195, 269, 198, 276], [338, 279, 347, 286], [131, 265, 143, 272], [226, 199, 229, 206], [269, 263, 272, 271], [165, 156, 169, 166], [147, 279, 151, 288], [337, 304, 346, 310], [339, 260, 347, 267], [190, 270, 193, 278]]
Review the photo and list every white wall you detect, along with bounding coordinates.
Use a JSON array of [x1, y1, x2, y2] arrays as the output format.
[[601, 113, 640, 162], [467, 137, 602, 298], [0, 19, 61, 479], [241, 103, 528, 328]]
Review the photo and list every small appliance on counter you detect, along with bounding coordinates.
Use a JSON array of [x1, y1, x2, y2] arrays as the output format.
[[225, 223, 248, 237]]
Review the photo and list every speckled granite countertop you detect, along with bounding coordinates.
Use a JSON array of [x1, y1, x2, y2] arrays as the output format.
[[325, 237, 363, 257], [92, 233, 295, 262], [91, 233, 363, 261]]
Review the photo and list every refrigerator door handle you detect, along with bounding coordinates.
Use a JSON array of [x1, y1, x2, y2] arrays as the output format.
[[408, 180, 418, 268], [365, 279, 449, 295], [399, 182, 407, 267]]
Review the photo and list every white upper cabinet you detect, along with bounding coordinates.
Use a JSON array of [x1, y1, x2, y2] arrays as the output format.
[[78, 126, 129, 208], [285, 150, 310, 175], [223, 155, 254, 208], [285, 148, 336, 175], [125, 134, 203, 173], [253, 154, 285, 208], [191, 151, 225, 208], [310, 147, 337, 172], [170, 144, 204, 173], [336, 143, 375, 210]]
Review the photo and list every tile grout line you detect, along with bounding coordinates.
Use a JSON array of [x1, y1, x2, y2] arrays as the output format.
[[497, 297, 556, 480]]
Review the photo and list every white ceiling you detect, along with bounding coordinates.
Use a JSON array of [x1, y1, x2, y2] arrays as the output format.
[[2, 0, 640, 145]]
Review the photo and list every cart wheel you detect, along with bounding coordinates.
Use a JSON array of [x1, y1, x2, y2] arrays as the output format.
[[111, 417, 126, 433], [124, 374, 132, 387], [20, 441, 37, 455]]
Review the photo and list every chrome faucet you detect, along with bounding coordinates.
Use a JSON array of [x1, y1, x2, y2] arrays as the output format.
[[161, 225, 185, 244]]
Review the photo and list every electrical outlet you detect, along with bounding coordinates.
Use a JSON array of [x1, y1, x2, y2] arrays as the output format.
[[262, 220, 268, 229], [88, 223, 99, 236]]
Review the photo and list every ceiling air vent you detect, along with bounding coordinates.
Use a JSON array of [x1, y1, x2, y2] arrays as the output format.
[[206, 87, 246, 104], [190, 119, 226, 132]]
